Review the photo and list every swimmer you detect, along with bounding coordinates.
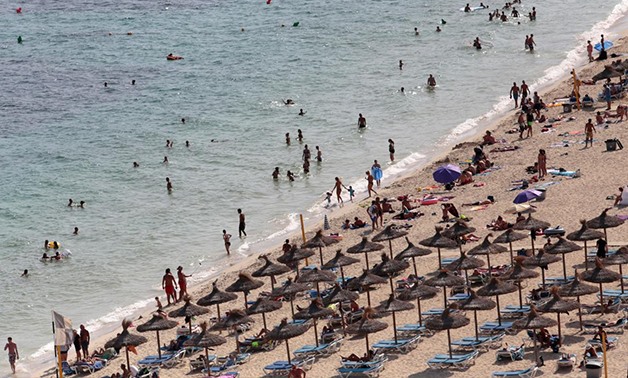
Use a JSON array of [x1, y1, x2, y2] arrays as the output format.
[[68, 199, 74, 207], [181, 118, 185, 124], [223, 230, 232, 255], [132, 80, 136, 85], [42, 252, 49, 260], [163, 156, 169, 164], [297, 129, 304, 143], [436, 26, 442, 32], [53, 241, 59, 249], [302, 144, 311, 161], [283, 99, 294, 105], [388, 139, 395, 161], [400, 87, 405, 93], [298, 109, 306, 116], [133, 162, 139, 168], [285, 132, 291, 145], [399, 60, 404, 70], [315, 146, 322, 162], [427, 74, 436, 87], [167, 53, 183, 60], [104, 82, 108, 88], [79, 201, 85, 208], [44, 240, 49, 249], [464, 3, 471, 12], [166, 177, 173, 192], [272, 167, 280, 179], [287, 171, 295, 182], [473, 37, 482, 50], [414, 27, 419, 36], [73, 227, 79, 235], [358, 113, 367, 128], [185, 140, 190, 147], [21, 269, 28, 277], [441, 19, 447, 25]]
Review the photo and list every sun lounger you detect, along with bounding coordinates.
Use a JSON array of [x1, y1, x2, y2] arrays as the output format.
[[396, 323, 433, 337], [262, 356, 316, 376], [337, 363, 385, 378], [495, 344, 525, 361], [372, 335, 420, 354], [451, 333, 504, 352], [600, 290, 628, 302], [215, 373, 239, 378], [293, 339, 343, 358], [491, 366, 538, 378], [500, 305, 530, 318], [583, 318, 626, 334], [448, 293, 471, 302], [134, 366, 160, 378], [480, 321, 515, 334], [61, 361, 77, 376], [239, 338, 280, 353], [189, 354, 217, 371], [427, 350, 479, 370], [588, 336, 619, 349], [209, 354, 251, 376], [75, 359, 107, 374], [557, 353, 576, 369], [138, 349, 185, 368]]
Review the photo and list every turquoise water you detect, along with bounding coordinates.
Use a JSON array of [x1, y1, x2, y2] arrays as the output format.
[[0, 0, 626, 374]]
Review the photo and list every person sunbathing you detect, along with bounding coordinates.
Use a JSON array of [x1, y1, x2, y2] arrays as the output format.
[[401, 197, 415, 212], [341, 350, 374, 362], [487, 216, 511, 230], [614, 187, 624, 206], [460, 233, 480, 242], [351, 217, 366, 228], [381, 198, 394, 213], [457, 170, 474, 185], [583, 344, 599, 359], [462, 196, 495, 207], [481, 131, 496, 146], [464, 163, 476, 175], [342, 219, 351, 230]]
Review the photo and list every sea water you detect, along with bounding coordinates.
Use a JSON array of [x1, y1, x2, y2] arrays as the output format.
[[0, 0, 626, 374]]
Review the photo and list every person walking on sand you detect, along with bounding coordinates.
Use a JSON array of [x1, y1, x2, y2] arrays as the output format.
[[238, 209, 247, 237], [520, 80, 529, 104], [365, 171, 378, 198], [166, 177, 173, 193], [585, 118, 596, 148], [367, 201, 378, 231], [358, 113, 366, 129], [388, 139, 395, 161], [332, 177, 347, 206], [537, 149, 547, 179], [79, 324, 90, 359], [603, 84, 612, 110], [587, 40, 594, 62], [177, 266, 191, 300], [4, 337, 18, 373], [510, 82, 520, 108], [162, 268, 178, 305]]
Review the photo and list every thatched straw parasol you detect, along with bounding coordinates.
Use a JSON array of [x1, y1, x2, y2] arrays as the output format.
[[302, 230, 339, 266], [467, 234, 508, 268], [105, 318, 148, 368], [346, 237, 385, 270], [270, 277, 309, 316], [420, 226, 458, 269], [373, 225, 409, 258], [252, 255, 290, 290], [442, 221, 476, 254], [322, 250, 360, 283], [586, 208, 624, 240], [513, 214, 551, 253], [277, 245, 316, 279], [197, 280, 238, 321], [345, 307, 388, 354], [182, 321, 227, 360], [444, 251, 485, 289], [502, 256, 539, 308], [458, 289, 496, 340], [375, 294, 415, 343], [394, 237, 432, 277], [477, 278, 517, 325], [558, 271, 598, 330], [567, 220, 605, 270], [494, 229, 528, 264], [168, 295, 210, 333], [522, 248, 561, 286], [424, 304, 470, 358], [424, 269, 466, 309], [512, 306, 557, 364], [580, 258, 622, 307], [397, 284, 439, 325], [136, 314, 178, 358], [297, 268, 336, 297], [266, 318, 312, 364], [370, 253, 410, 294], [347, 269, 387, 306], [225, 272, 264, 308], [545, 237, 582, 280], [322, 284, 359, 333], [294, 299, 335, 346], [603, 246, 628, 293], [246, 297, 282, 330], [536, 287, 579, 344]]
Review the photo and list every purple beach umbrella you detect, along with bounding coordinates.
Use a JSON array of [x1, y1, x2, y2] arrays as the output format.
[[513, 189, 543, 204], [433, 164, 461, 184]]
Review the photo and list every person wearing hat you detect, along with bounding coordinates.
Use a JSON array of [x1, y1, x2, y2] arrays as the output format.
[[177, 266, 191, 301]]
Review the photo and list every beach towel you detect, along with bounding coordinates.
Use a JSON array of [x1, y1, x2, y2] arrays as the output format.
[[535, 181, 559, 189], [469, 204, 490, 211], [548, 169, 580, 178]]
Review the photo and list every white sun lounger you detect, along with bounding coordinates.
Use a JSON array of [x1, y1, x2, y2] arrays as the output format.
[[451, 333, 504, 351], [492, 366, 538, 378], [427, 350, 479, 370]]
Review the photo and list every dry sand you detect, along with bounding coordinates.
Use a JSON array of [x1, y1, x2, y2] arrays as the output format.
[[49, 37, 628, 378]]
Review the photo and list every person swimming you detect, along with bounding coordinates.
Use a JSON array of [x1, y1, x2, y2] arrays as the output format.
[[283, 99, 294, 105], [427, 74, 436, 87], [473, 37, 482, 50], [167, 53, 183, 60]]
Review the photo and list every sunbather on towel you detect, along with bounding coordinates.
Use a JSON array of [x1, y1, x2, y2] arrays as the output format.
[[457, 171, 474, 186], [462, 196, 495, 207], [351, 217, 367, 229], [487, 216, 511, 231]]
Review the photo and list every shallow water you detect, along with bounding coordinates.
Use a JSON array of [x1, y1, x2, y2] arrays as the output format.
[[0, 0, 625, 374]]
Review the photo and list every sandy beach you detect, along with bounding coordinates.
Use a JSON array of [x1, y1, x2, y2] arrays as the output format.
[[43, 33, 628, 378]]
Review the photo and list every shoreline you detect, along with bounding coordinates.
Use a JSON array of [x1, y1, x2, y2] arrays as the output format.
[[30, 9, 628, 378]]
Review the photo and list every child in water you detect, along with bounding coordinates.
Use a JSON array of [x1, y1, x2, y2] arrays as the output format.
[[348, 186, 355, 202], [325, 192, 332, 207]]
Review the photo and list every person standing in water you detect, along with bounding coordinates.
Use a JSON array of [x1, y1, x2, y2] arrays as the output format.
[[5, 337, 18, 374], [272, 167, 280, 179], [223, 230, 232, 255], [166, 177, 173, 193], [358, 113, 366, 129], [177, 266, 190, 300], [315, 146, 322, 162], [388, 139, 395, 161], [427, 74, 436, 87], [285, 133, 291, 145], [331, 177, 347, 206], [510, 82, 520, 108], [238, 208, 247, 237], [399, 60, 404, 70], [162, 268, 178, 305], [371, 160, 383, 188], [365, 171, 378, 198], [302, 145, 311, 162], [297, 129, 304, 143], [587, 40, 594, 62]]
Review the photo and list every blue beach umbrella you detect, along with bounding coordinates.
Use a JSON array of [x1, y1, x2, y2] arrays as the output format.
[[433, 164, 461, 184], [513, 189, 542, 204]]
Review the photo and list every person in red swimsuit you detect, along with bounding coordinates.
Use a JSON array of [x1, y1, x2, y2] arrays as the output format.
[[162, 268, 178, 305], [177, 266, 191, 301]]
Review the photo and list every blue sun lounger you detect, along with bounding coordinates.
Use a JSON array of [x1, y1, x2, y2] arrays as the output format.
[[448, 293, 471, 302], [293, 339, 342, 358], [138, 349, 185, 368], [422, 308, 446, 317], [451, 333, 504, 351], [500, 305, 530, 318], [372, 335, 420, 354], [492, 366, 538, 378], [480, 321, 514, 334], [337, 363, 385, 378], [262, 357, 315, 376], [427, 350, 479, 370], [396, 323, 433, 337]]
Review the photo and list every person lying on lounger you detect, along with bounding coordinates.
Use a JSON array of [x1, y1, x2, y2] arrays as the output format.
[[486, 216, 511, 230], [341, 350, 374, 362]]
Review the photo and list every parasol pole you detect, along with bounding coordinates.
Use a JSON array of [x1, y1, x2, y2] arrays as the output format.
[[366, 288, 372, 307], [156, 331, 162, 359], [365, 333, 370, 354], [417, 297, 423, 325], [437, 248, 442, 269], [262, 313, 268, 330], [57, 345, 63, 378], [340, 267, 346, 285], [620, 264, 625, 293], [125, 347, 130, 370], [388, 277, 395, 295], [473, 310, 479, 341], [517, 282, 524, 309], [584, 241, 589, 270], [313, 319, 319, 347], [318, 246, 324, 267], [577, 296, 583, 330], [496, 295, 502, 326], [556, 313, 562, 346], [447, 329, 453, 358], [286, 340, 292, 364], [216, 304, 222, 322], [508, 242, 514, 265], [300, 214, 309, 266], [412, 257, 418, 277], [442, 287, 448, 310], [561, 255, 567, 280], [392, 311, 398, 343], [388, 240, 393, 259], [571, 69, 581, 111], [364, 252, 370, 270], [602, 329, 608, 378]]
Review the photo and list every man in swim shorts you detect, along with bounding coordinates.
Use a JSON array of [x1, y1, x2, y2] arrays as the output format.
[[238, 209, 247, 237], [358, 113, 366, 128], [4, 337, 18, 373], [79, 325, 90, 359], [584, 118, 596, 148], [509, 82, 520, 108], [162, 268, 178, 305]]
